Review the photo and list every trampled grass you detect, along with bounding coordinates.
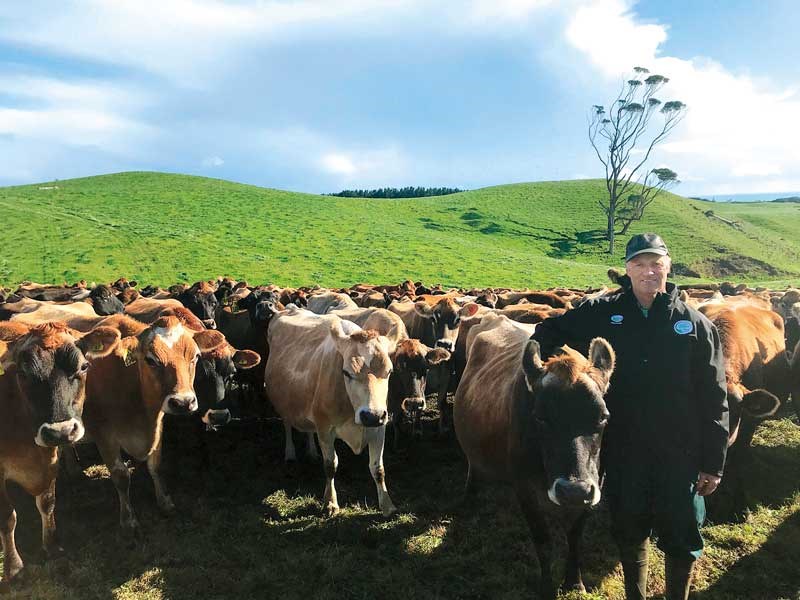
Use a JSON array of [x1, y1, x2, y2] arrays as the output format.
[[2, 406, 798, 600], [1, 171, 799, 289]]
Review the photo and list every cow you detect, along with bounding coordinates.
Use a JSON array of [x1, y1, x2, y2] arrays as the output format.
[[83, 284, 125, 315], [124, 297, 207, 330], [264, 308, 397, 517], [82, 316, 225, 534], [699, 303, 792, 518], [454, 313, 614, 599], [0, 321, 119, 591], [494, 290, 570, 309], [307, 291, 358, 314], [176, 281, 219, 329], [388, 295, 480, 433]]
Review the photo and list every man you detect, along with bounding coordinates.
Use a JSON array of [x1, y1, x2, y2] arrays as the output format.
[[532, 233, 729, 600]]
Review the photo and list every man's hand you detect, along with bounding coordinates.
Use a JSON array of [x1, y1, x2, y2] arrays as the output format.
[[696, 472, 721, 496]]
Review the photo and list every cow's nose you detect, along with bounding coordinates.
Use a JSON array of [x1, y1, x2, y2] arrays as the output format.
[[435, 340, 454, 352], [165, 394, 198, 415], [203, 408, 231, 428], [401, 397, 426, 413], [554, 479, 595, 506], [36, 418, 85, 447], [357, 409, 388, 428]]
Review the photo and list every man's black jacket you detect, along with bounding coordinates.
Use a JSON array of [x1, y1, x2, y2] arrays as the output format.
[[532, 282, 729, 476]]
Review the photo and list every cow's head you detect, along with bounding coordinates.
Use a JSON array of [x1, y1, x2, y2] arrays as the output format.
[[414, 299, 480, 352], [89, 284, 125, 315], [522, 338, 615, 508], [123, 316, 226, 415], [178, 281, 219, 329], [240, 289, 284, 328], [390, 339, 450, 414], [194, 341, 260, 429], [726, 381, 781, 446], [0, 321, 119, 447], [330, 319, 393, 427]]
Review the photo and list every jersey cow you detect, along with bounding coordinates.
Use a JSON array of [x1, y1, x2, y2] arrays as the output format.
[[0, 322, 119, 591], [264, 308, 397, 516], [454, 314, 614, 599], [83, 316, 225, 534]]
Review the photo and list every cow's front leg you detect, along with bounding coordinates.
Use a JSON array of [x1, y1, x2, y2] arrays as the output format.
[[435, 364, 452, 435], [563, 510, 588, 593], [306, 432, 319, 461], [35, 477, 63, 558], [366, 426, 397, 517], [283, 422, 297, 462], [317, 429, 339, 517], [147, 436, 175, 514], [97, 438, 139, 534], [515, 482, 556, 600], [0, 484, 24, 590]]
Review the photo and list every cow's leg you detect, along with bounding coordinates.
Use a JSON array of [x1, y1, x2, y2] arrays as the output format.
[[0, 484, 24, 590], [366, 426, 397, 517], [317, 429, 339, 517], [306, 432, 319, 461], [515, 482, 556, 600], [146, 436, 175, 514], [437, 367, 452, 434], [563, 511, 588, 592], [283, 422, 297, 462], [96, 438, 139, 534], [35, 477, 63, 558]]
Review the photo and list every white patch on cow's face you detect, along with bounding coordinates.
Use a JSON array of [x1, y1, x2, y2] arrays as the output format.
[[547, 481, 561, 506], [153, 323, 185, 348]]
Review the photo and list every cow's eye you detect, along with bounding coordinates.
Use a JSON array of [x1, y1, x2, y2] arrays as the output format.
[[453, 317, 460, 326], [145, 355, 160, 367], [342, 370, 353, 380]]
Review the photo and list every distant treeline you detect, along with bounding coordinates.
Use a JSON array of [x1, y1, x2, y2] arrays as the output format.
[[328, 186, 465, 198], [773, 196, 800, 203]]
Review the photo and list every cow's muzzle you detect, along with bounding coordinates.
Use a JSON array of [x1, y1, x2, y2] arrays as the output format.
[[357, 408, 388, 428], [548, 478, 599, 507], [202, 408, 231, 430], [35, 418, 85, 447], [401, 397, 426, 413], [163, 393, 199, 415]]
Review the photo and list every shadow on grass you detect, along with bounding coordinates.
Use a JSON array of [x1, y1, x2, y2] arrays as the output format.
[[548, 230, 607, 259]]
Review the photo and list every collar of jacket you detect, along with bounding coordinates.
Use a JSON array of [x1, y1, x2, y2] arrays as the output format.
[[619, 280, 681, 314]]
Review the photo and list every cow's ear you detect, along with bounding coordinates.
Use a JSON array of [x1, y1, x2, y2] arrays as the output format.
[[193, 330, 226, 353], [0, 340, 14, 374], [521, 339, 545, 391], [588, 337, 615, 381], [77, 326, 121, 359], [328, 317, 351, 354], [129, 280, 138, 288], [459, 302, 480, 319], [426, 347, 451, 366], [414, 301, 434, 318], [165, 307, 205, 332], [116, 337, 140, 367], [233, 349, 261, 370], [0, 321, 30, 343], [742, 389, 780, 418]]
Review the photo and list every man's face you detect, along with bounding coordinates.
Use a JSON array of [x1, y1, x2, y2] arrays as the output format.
[[626, 253, 670, 296]]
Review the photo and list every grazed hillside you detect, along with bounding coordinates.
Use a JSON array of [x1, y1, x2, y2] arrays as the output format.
[[1, 172, 799, 288]]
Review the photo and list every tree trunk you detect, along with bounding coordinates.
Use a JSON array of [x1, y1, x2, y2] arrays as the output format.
[[619, 219, 633, 235], [607, 210, 616, 254]]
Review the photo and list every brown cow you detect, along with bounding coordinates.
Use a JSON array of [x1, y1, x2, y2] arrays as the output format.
[[454, 314, 614, 599], [83, 316, 225, 533], [494, 290, 570, 309], [0, 322, 119, 591], [265, 308, 397, 516]]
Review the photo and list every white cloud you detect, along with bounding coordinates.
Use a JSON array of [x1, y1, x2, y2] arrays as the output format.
[[202, 155, 225, 167], [565, 0, 800, 195], [321, 153, 356, 175]]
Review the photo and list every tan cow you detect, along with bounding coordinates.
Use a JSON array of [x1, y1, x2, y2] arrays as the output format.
[[0, 322, 119, 591], [454, 314, 614, 599], [306, 291, 358, 314], [265, 308, 397, 516], [84, 316, 225, 533]]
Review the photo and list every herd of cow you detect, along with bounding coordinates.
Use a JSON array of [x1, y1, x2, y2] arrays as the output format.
[[0, 274, 798, 597]]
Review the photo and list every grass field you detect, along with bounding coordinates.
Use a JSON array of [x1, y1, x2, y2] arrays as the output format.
[[2, 402, 798, 600], [1, 172, 799, 289]]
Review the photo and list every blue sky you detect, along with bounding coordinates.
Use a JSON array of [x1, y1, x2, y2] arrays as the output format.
[[1, 0, 799, 196]]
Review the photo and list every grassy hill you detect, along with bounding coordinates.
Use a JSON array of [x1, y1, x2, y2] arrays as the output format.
[[1, 171, 799, 288]]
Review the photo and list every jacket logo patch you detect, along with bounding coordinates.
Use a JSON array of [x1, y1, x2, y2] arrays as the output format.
[[610, 315, 624, 325], [674, 320, 694, 335]]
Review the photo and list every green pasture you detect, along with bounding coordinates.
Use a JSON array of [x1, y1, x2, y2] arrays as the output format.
[[1, 172, 799, 289]]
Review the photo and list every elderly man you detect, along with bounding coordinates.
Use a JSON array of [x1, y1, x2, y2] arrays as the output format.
[[532, 233, 729, 600]]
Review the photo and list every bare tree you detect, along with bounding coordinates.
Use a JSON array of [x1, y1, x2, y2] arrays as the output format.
[[589, 67, 686, 254]]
